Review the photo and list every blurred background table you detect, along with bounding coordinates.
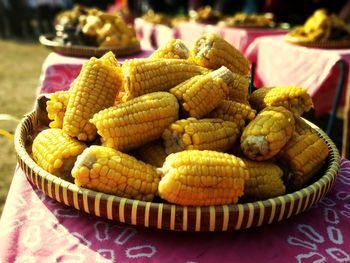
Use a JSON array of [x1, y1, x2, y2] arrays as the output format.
[[245, 35, 350, 158], [174, 21, 288, 54]]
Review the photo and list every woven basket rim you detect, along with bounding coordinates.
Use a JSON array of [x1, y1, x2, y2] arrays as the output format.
[[14, 111, 341, 230], [284, 34, 350, 49], [39, 34, 142, 57]]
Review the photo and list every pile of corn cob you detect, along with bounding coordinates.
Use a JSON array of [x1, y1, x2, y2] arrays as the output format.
[[33, 33, 329, 206]]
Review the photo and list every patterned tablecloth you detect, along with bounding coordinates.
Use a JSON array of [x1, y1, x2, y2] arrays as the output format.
[[0, 159, 349, 262], [245, 35, 350, 116]]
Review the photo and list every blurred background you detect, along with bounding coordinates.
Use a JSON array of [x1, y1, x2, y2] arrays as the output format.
[[0, 0, 349, 215]]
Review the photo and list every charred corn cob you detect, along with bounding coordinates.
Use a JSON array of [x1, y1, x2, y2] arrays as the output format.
[[241, 159, 285, 201], [63, 51, 123, 141], [170, 66, 230, 118], [227, 73, 250, 103], [132, 140, 167, 167], [149, 38, 189, 59], [158, 150, 249, 206], [278, 117, 329, 190], [32, 128, 87, 181], [72, 145, 160, 201], [121, 58, 202, 100], [207, 100, 256, 127], [190, 33, 250, 75], [240, 106, 295, 161], [162, 118, 240, 154], [90, 92, 179, 151], [249, 86, 313, 115], [46, 90, 70, 128]]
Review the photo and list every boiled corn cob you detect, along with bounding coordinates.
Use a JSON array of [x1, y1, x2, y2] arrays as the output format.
[[32, 128, 87, 181], [241, 159, 286, 201], [207, 100, 256, 127], [278, 117, 329, 190], [190, 33, 250, 75], [132, 140, 167, 168], [249, 86, 313, 115], [72, 145, 160, 201], [46, 90, 70, 129], [90, 92, 179, 151], [240, 106, 295, 161], [149, 38, 189, 59], [158, 150, 249, 206], [227, 73, 250, 103], [121, 58, 202, 100], [170, 66, 230, 118], [63, 51, 123, 141], [162, 118, 240, 154]]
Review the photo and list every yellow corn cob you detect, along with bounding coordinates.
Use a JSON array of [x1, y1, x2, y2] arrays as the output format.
[[132, 140, 167, 168], [278, 117, 329, 190], [170, 66, 230, 118], [149, 38, 189, 59], [46, 90, 70, 128], [241, 159, 286, 201], [72, 145, 160, 201], [63, 51, 123, 141], [249, 86, 313, 115], [158, 150, 249, 206], [190, 33, 250, 75], [240, 106, 295, 161], [207, 100, 256, 127], [227, 73, 250, 103], [32, 128, 87, 181], [90, 92, 179, 151], [162, 118, 240, 154], [122, 58, 202, 100]]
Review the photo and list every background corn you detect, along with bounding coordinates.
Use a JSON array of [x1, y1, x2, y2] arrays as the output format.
[[63, 52, 123, 141], [158, 150, 249, 206], [149, 38, 189, 59], [90, 92, 179, 151], [241, 159, 286, 201], [249, 86, 313, 115], [162, 118, 240, 154], [190, 33, 250, 75], [32, 128, 87, 181], [240, 106, 295, 161], [72, 145, 160, 201]]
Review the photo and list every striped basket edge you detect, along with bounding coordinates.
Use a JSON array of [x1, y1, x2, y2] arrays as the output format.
[[14, 111, 341, 232], [284, 34, 350, 49], [39, 35, 142, 58]]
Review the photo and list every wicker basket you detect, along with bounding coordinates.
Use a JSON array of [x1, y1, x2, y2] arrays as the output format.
[[39, 35, 141, 57], [15, 111, 341, 231], [284, 34, 350, 49]]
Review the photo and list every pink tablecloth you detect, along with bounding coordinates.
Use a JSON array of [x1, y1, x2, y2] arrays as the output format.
[[174, 21, 288, 54], [246, 35, 350, 116], [0, 159, 349, 262]]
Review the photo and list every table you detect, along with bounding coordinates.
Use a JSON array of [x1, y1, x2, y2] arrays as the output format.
[[0, 159, 349, 262], [134, 18, 175, 50], [245, 35, 350, 157], [174, 21, 288, 55]]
